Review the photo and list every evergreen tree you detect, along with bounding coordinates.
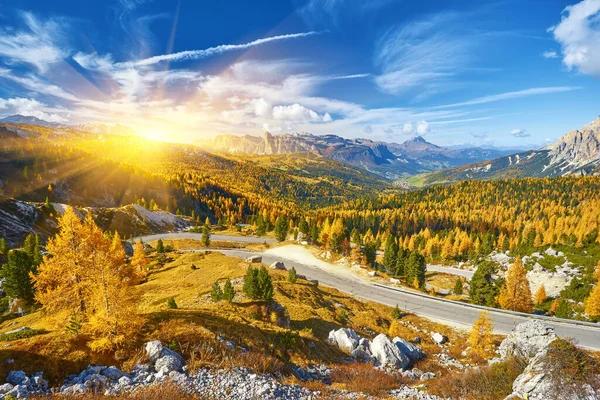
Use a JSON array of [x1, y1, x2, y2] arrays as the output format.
[[363, 241, 377, 268], [257, 266, 274, 301], [274, 216, 288, 242], [210, 281, 223, 302], [0, 238, 8, 255], [405, 251, 426, 289], [202, 224, 211, 246], [223, 279, 235, 302], [243, 266, 259, 299], [287, 266, 298, 283], [469, 261, 500, 306], [453, 278, 463, 295], [395, 247, 407, 277], [468, 311, 494, 358], [298, 219, 309, 235], [391, 304, 402, 319], [555, 299, 573, 319], [167, 297, 178, 309], [498, 257, 533, 313], [23, 233, 41, 266], [1, 250, 36, 305], [382, 236, 398, 273], [156, 239, 165, 253]]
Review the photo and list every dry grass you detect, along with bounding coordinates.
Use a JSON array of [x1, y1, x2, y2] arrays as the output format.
[[330, 363, 406, 396], [428, 356, 527, 400], [0, 249, 469, 387], [426, 272, 463, 292]]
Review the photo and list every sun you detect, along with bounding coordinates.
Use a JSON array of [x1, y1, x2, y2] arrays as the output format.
[[142, 131, 165, 142]]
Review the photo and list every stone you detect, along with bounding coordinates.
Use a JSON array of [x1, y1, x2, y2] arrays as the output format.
[[370, 334, 410, 369], [101, 366, 126, 381], [498, 320, 556, 360], [117, 376, 132, 387], [431, 332, 448, 345], [350, 338, 373, 362], [155, 354, 184, 373], [390, 278, 401, 284], [245, 255, 262, 263], [0, 383, 14, 394], [6, 370, 27, 386], [269, 261, 286, 270], [327, 328, 360, 353], [393, 337, 424, 363], [368, 271, 377, 277]]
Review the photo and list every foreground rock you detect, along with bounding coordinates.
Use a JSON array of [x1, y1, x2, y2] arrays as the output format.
[[501, 320, 599, 400], [326, 328, 424, 370]]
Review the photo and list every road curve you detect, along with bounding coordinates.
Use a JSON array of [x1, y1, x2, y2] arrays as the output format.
[[139, 234, 600, 349]]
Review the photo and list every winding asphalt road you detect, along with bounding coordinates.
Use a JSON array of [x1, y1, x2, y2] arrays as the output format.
[[140, 233, 600, 350]]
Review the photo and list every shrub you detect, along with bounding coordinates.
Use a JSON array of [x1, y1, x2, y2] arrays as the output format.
[[335, 309, 349, 325], [428, 356, 527, 400], [167, 297, 178, 309], [247, 305, 262, 321], [0, 328, 43, 342], [453, 278, 463, 295], [391, 304, 402, 320], [555, 299, 574, 319], [330, 363, 405, 396], [543, 339, 600, 398], [210, 281, 223, 302], [287, 267, 298, 283], [222, 279, 235, 302]]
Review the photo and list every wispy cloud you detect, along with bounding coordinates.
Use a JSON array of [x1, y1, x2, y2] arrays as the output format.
[[0, 97, 67, 123], [433, 86, 581, 109], [549, 0, 600, 77], [0, 11, 69, 72], [542, 50, 559, 59], [299, 0, 394, 28], [331, 73, 371, 80], [117, 31, 323, 68], [374, 12, 476, 97], [511, 128, 530, 137]]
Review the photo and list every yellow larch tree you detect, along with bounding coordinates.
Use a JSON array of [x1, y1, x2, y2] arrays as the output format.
[[534, 284, 547, 306], [497, 257, 534, 313], [130, 239, 149, 284], [585, 285, 600, 319], [468, 310, 494, 358], [33, 207, 91, 315]]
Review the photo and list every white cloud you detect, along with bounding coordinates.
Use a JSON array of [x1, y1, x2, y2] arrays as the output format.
[[272, 103, 330, 123], [0, 68, 78, 101], [542, 50, 559, 59], [374, 12, 473, 96], [0, 97, 67, 123], [434, 86, 580, 109], [549, 0, 600, 77], [331, 73, 371, 80], [402, 122, 414, 135], [0, 12, 68, 73], [300, 0, 393, 28], [118, 31, 322, 68], [416, 120, 430, 135], [511, 128, 530, 137]]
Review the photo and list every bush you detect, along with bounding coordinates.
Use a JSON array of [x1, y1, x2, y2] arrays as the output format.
[[210, 281, 223, 302], [167, 297, 178, 309], [543, 339, 600, 398], [287, 267, 298, 283], [391, 304, 402, 319], [0, 328, 43, 342], [330, 363, 405, 396], [428, 356, 527, 400], [223, 279, 235, 302]]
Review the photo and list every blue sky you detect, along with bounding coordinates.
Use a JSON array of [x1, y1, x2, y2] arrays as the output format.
[[0, 0, 599, 148]]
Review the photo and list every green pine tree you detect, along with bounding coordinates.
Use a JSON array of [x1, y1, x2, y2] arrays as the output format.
[[167, 297, 178, 309], [287, 266, 298, 283], [156, 239, 165, 253], [274, 216, 288, 242], [405, 251, 426, 289], [391, 304, 402, 319], [453, 278, 464, 295], [223, 279, 235, 302], [202, 224, 211, 247], [382, 236, 398, 273], [469, 261, 500, 306], [243, 266, 259, 298], [257, 266, 274, 301], [210, 281, 223, 302], [1, 250, 36, 305], [363, 241, 377, 268], [0, 238, 8, 255]]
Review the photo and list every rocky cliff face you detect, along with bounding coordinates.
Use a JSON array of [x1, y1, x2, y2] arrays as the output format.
[[545, 117, 600, 170]]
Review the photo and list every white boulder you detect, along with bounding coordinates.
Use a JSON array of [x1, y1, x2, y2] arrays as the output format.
[[393, 337, 424, 363], [431, 332, 448, 345], [370, 334, 410, 369], [498, 320, 556, 360], [269, 261, 286, 270], [327, 328, 360, 353]]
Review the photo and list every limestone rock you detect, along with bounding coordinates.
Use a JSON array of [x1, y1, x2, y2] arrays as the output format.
[[269, 261, 286, 270], [327, 328, 360, 353], [393, 337, 424, 363], [498, 320, 556, 360], [370, 334, 410, 369], [431, 332, 448, 345]]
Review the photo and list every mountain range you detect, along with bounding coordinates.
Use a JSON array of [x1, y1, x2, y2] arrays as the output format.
[[198, 132, 516, 179], [0, 115, 136, 136], [410, 116, 600, 186]]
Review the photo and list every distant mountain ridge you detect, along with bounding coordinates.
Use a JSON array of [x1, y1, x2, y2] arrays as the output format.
[[199, 132, 515, 179], [1, 115, 136, 136], [410, 116, 600, 187]]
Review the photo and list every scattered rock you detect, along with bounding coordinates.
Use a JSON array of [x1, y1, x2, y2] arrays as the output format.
[[370, 334, 410, 369], [431, 332, 448, 345], [498, 320, 556, 360], [245, 255, 262, 263], [327, 328, 360, 353], [393, 337, 424, 363], [269, 261, 286, 270]]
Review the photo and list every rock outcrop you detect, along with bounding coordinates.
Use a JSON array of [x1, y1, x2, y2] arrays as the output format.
[[498, 319, 556, 360], [326, 328, 424, 370]]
